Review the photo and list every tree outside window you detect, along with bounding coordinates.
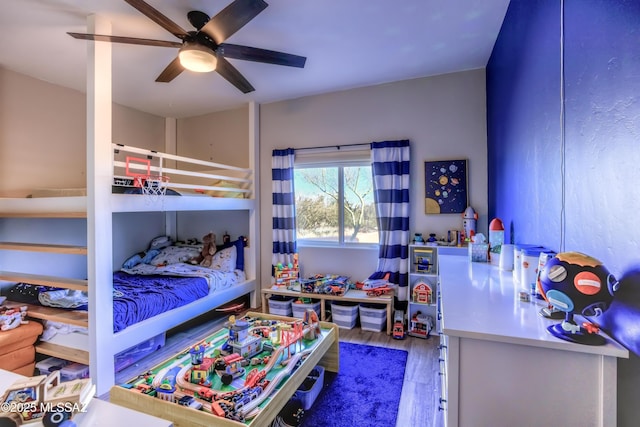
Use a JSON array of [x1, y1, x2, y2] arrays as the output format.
[[294, 163, 378, 245]]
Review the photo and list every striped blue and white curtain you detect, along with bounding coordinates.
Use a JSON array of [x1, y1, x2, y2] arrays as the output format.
[[369, 140, 411, 301], [272, 148, 297, 269]]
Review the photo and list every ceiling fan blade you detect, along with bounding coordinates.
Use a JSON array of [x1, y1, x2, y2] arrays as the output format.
[[124, 0, 189, 39], [200, 0, 268, 45], [215, 54, 255, 93], [155, 57, 184, 83], [219, 43, 306, 68], [67, 32, 182, 48]]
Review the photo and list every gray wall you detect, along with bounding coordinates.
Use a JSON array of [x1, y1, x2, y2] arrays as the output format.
[[259, 69, 488, 288]]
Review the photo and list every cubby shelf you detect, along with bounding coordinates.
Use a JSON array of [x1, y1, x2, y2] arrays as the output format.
[[0, 271, 88, 292], [35, 341, 89, 365], [0, 242, 87, 254]]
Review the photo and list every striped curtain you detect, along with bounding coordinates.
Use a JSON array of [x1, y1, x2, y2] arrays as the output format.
[[369, 140, 411, 301], [272, 148, 297, 268]]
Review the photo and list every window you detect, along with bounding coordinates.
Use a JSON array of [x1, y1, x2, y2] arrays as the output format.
[[294, 154, 378, 246]]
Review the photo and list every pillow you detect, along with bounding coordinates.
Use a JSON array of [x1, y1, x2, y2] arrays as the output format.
[[149, 245, 201, 266], [216, 238, 245, 271], [149, 235, 173, 250], [209, 246, 237, 272], [205, 179, 246, 198]]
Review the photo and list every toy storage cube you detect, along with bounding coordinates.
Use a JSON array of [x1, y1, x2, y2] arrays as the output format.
[[330, 302, 359, 329], [294, 365, 325, 410], [268, 296, 295, 317], [291, 299, 321, 319], [359, 304, 387, 332]]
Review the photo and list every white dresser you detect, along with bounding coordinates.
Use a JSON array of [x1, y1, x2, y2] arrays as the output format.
[[437, 252, 628, 427]]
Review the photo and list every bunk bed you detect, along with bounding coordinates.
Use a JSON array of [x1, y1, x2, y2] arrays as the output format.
[[0, 143, 259, 396]]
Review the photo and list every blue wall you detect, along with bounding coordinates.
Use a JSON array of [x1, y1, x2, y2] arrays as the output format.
[[487, 0, 640, 424]]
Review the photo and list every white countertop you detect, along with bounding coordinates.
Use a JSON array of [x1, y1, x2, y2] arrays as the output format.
[[439, 253, 629, 358]]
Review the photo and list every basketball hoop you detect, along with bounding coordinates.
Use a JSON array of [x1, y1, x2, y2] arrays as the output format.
[[135, 175, 170, 205]]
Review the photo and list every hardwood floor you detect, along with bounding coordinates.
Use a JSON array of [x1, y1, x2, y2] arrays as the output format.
[[107, 309, 444, 427]]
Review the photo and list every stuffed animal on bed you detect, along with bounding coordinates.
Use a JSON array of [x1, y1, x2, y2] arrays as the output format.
[[190, 232, 217, 267]]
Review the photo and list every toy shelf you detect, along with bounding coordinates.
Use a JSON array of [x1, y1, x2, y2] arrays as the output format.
[[408, 245, 438, 339]]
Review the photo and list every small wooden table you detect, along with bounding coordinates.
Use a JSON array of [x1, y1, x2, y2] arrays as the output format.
[[261, 286, 394, 335]]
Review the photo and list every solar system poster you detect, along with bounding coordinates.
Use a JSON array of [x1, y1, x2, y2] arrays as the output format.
[[424, 159, 468, 214]]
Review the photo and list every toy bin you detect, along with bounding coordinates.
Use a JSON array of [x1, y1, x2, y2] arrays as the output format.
[[60, 362, 90, 381], [35, 356, 71, 376], [330, 301, 359, 329], [115, 332, 166, 372], [268, 296, 295, 317], [294, 365, 325, 410], [359, 304, 387, 332], [291, 299, 321, 319]]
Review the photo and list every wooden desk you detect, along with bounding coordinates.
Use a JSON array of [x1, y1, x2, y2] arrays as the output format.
[[0, 369, 172, 427], [110, 312, 338, 427], [261, 286, 394, 335]]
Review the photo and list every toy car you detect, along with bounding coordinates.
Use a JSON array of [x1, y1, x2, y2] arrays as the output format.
[[366, 286, 393, 297], [392, 310, 406, 340], [0, 370, 94, 427], [178, 395, 203, 410]]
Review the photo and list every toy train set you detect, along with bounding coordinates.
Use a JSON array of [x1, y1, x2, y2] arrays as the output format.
[[116, 311, 323, 424]]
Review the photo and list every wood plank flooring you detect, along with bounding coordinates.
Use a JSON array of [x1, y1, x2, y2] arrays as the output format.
[[107, 309, 444, 427]]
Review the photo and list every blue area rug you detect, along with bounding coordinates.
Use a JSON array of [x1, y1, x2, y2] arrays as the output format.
[[300, 342, 408, 427]]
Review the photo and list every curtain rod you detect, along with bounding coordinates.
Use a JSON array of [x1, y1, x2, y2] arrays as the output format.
[[294, 142, 370, 152]]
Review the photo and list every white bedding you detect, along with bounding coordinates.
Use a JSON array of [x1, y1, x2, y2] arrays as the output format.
[[121, 262, 246, 292]]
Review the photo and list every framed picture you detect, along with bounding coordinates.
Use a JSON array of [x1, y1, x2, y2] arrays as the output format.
[[424, 159, 468, 214]]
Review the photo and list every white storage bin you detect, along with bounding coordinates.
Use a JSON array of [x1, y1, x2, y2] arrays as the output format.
[[294, 365, 325, 410], [61, 362, 90, 381], [359, 304, 387, 332], [268, 296, 295, 316], [115, 332, 166, 372], [292, 299, 321, 319], [36, 357, 71, 376], [330, 302, 359, 329]]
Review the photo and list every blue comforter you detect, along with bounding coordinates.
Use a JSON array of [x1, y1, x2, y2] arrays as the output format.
[[113, 271, 209, 333]]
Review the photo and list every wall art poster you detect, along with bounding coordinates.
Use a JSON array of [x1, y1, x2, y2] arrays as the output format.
[[424, 159, 468, 214]]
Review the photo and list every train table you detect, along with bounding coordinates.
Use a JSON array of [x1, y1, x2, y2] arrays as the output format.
[[110, 311, 339, 427]]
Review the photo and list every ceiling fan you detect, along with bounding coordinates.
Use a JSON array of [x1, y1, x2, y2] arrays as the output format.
[[68, 0, 306, 93]]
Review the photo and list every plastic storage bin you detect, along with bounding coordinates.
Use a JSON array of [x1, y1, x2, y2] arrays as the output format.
[[330, 302, 359, 329], [60, 362, 90, 381], [294, 365, 325, 410], [268, 296, 295, 317], [115, 332, 166, 372], [36, 357, 71, 376], [359, 304, 387, 332], [291, 299, 321, 319]]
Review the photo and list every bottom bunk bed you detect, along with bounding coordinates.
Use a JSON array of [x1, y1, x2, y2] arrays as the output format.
[[6, 236, 257, 372]]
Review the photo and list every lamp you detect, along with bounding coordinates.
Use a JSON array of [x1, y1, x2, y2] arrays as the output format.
[[178, 42, 217, 72]]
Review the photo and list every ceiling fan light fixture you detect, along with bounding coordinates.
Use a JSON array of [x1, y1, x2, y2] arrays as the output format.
[[178, 42, 217, 72]]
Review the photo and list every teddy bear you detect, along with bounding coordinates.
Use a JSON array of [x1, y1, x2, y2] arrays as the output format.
[[190, 232, 217, 267]]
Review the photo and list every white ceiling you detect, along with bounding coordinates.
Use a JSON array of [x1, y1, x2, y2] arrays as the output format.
[[0, 0, 511, 118]]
